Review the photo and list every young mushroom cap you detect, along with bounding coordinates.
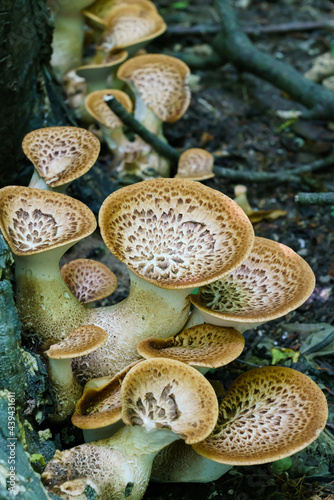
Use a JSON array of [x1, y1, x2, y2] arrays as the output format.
[[121, 358, 219, 444], [46, 325, 108, 359], [175, 148, 215, 181], [84, 0, 158, 26], [193, 366, 328, 465], [191, 236, 315, 327], [137, 324, 245, 368], [0, 186, 97, 256], [72, 360, 141, 429], [98, 178, 255, 289], [117, 54, 191, 123], [100, 4, 166, 52], [85, 89, 133, 128], [60, 259, 118, 303], [22, 127, 100, 188]]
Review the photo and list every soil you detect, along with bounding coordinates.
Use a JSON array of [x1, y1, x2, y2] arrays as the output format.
[[4, 0, 334, 498]]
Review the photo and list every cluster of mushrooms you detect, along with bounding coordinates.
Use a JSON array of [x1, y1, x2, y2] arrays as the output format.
[[0, 124, 328, 500], [49, 0, 214, 184]]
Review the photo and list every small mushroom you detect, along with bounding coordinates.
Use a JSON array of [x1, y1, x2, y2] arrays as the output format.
[[60, 258, 118, 305], [42, 358, 219, 499], [190, 236, 315, 333], [45, 325, 108, 421], [84, 0, 158, 29], [175, 149, 215, 181], [23, 126, 100, 191]]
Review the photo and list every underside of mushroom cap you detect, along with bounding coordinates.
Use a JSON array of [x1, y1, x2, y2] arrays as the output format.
[[99, 178, 254, 289], [121, 358, 218, 444], [175, 148, 215, 181], [117, 54, 191, 123], [61, 259, 118, 303], [85, 89, 133, 128], [193, 366, 328, 465], [72, 361, 141, 429], [191, 236, 315, 323], [102, 4, 166, 51], [46, 325, 108, 359], [22, 127, 100, 188], [137, 324, 245, 368], [76, 50, 128, 78], [0, 186, 97, 256]]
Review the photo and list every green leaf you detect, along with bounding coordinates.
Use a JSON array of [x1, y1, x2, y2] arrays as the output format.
[[30, 453, 46, 466], [171, 1, 189, 8], [271, 347, 299, 365], [272, 457, 292, 473], [191, 287, 199, 295]]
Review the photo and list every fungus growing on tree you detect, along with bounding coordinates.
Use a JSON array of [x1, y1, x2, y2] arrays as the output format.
[[23, 127, 100, 191], [190, 236, 315, 333], [175, 149, 215, 181]]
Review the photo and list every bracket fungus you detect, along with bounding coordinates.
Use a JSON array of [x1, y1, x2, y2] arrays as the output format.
[[190, 236, 315, 333], [175, 148, 215, 182], [42, 358, 219, 499], [45, 325, 108, 421], [0, 186, 96, 347], [23, 127, 100, 191]]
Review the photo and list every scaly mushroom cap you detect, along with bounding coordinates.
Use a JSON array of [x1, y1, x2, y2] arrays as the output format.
[[72, 361, 141, 429], [175, 149, 215, 181], [193, 366, 328, 465], [85, 89, 133, 129], [22, 127, 100, 188], [191, 236, 315, 323], [0, 186, 97, 256], [99, 178, 254, 289], [137, 324, 244, 368], [61, 259, 117, 303], [121, 358, 219, 444], [117, 54, 191, 122], [46, 325, 108, 359], [84, 0, 158, 26], [101, 4, 166, 52]]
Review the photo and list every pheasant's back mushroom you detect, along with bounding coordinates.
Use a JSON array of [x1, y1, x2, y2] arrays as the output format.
[[191, 236, 315, 332], [175, 148, 215, 181], [23, 126, 100, 190]]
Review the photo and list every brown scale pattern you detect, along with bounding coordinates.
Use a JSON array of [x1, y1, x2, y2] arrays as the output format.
[[195, 236, 315, 321], [121, 359, 218, 444], [99, 179, 254, 288], [137, 324, 245, 368], [0, 186, 96, 255], [118, 54, 190, 122], [22, 127, 100, 187], [47, 325, 108, 358], [61, 259, 117, 303], [85, 90, 132, 129], [193, 367, 328, 465]]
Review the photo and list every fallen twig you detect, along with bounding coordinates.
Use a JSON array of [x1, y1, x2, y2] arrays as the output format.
[[295, 192, 334, 205]]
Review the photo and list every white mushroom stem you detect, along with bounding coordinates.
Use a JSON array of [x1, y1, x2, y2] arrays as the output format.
[[99, 124, 130, 157], [134, 94, 163, 136], [77, 270, 193, 379], [42, 425, 180, 500], [28, 170, 70, 193], [14, 246, 89, 347], [184, 307, 263, 334]]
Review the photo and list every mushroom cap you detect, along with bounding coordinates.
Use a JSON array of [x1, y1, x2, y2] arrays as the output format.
[[45, 325, 108, 359], [22, 127, 100, 188], [61, 258, 118, 303], [193, 366, 328, 465], [76, 50, 128, 81], [175, 149, 215, 181], [191, 236, 315, 323], [99, 178, 254, 289], [121, 358, 219, 444], [137, 324, 244, 368], [85, 89, 133, 129], [117, 54, 191, 123], [101, 4, 166, 52], [72, 361, 141, 429], [84, 0, 158, 26], [0, 186, 97, 256]]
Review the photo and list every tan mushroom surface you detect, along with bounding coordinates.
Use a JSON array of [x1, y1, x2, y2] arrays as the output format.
[[137, 324, 245, 368], [72, 360, 141, 429], [46, 325, 108, 359], [191, 236, 315, 328], [175, 148, 215, 181], [61, 259, 118, 303], [84, 0, 158, 26], [193, 366, 328, 465], [85, 89, 133, 128], [22, 127, 100, 188], [117, 54, 191, 123], [122, 358, 219, 444], [99, 178, 255, 289]]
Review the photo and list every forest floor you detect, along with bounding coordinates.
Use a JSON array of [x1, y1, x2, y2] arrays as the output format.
[[11, 0, 334, 498]]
